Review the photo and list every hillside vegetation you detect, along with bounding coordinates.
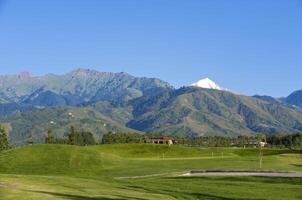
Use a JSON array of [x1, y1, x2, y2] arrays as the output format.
[[93, 87, 302, 136], [125, 87, 302, 136], [1, 107, 137, 145]]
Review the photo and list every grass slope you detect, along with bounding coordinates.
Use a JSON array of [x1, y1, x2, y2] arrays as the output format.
[[0, 144, 302, 199]]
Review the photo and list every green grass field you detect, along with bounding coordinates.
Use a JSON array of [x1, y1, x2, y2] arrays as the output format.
[[0, 144, 302, 199]]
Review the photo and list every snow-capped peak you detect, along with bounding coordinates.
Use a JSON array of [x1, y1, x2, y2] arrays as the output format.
[[191, 78, 226, 91]]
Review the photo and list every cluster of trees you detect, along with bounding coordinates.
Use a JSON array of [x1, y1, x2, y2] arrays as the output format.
[[101, 132, 266, 147], [180, 135, 267, 147], [0, 126, 9, 151], [45, 126, 96, 146], [266, 133, 302, 149], [2, 124, 302, 149], [178, 136, 234, 147], [101, 132, 302, 149], [102, 131, 146, 144]]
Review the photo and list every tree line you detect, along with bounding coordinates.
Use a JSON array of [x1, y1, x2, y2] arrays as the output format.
[[102, 132, 264, 147], [1, 124, 302, 149], [102, 131, 146, 144], [102, 132, 302, 149], [266, 133, 302, 149]]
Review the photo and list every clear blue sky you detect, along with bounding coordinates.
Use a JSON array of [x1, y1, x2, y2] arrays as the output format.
[[0, 0, 301, 97]]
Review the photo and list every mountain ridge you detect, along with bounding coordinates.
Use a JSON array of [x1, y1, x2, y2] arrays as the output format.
[[284, 90, 302, 109], [0, 68, 173, 115], [1, 69, 302, 145]]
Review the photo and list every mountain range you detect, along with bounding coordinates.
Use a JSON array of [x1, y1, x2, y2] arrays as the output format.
[[0, 69, 302, 145], [0, 69, 172, 115]]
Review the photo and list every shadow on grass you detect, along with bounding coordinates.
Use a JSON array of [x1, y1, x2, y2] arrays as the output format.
[[184, 192, 266, 200], [291, 164, 302, 168], [121, 185, 264, 200], [27, 190, 145, 200]]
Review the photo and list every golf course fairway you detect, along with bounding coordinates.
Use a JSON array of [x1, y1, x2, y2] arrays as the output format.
[[0, 144, 301, 199]]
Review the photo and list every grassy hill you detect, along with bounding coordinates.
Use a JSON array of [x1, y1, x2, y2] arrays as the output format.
[[0, 144, 301, 199], [1, 144, 301, 176]]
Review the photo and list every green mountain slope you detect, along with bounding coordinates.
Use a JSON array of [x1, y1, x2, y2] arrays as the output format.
[[0, 106, 137, 146], [125, 87, 302, 136]]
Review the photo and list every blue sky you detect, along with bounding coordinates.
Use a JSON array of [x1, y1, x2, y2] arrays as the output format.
[[0, 0, 301, 97]]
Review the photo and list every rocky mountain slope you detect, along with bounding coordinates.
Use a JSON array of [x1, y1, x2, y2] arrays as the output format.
[[284, 90, 302, 108], [124, 87, 302, 136], [0, 69, 173, 115], [86, 87, 302, 137]]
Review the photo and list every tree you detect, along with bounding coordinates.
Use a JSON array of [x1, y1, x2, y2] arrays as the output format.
[[81, 132, 96, 146], [45, 129, 55, 144], [0, 126, 9, 151], [66, 126, 96, 146], [68, 126, 77, 145]]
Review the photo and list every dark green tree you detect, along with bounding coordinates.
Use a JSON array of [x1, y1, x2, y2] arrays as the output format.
[[0, 126, 9, 151], [68, 126, 77, 145], [81, 132, 96, 146], [45, 129, 55, 144]]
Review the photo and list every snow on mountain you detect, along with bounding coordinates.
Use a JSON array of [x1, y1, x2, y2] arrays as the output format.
[[191, 78, 228, 91]]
